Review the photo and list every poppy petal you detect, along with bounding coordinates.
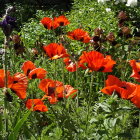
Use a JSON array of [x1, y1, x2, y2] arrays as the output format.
[[21, 61, 36, 76], [28, 68, 47, 79]]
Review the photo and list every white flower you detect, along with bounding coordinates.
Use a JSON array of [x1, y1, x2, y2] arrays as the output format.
[[98, 0, 110, 3], [126, 0, 138, 7], [115, 0, 126, 4], [106, 8, 111, 12], [89, 8, 94, 11]]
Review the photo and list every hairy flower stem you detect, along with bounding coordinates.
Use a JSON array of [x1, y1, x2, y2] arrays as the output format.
[[75, 64, 79, 108], [61, 60, 67, 105], [85, 73, 94, 134], [3, 36, 10, 138]]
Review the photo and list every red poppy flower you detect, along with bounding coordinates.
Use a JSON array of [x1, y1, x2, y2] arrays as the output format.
[[40, 17, 58, 30], [101, 75, 137, 99], [63, 85, 78, 98], [0, 69, 12, 88], [63, 58, 77, 72], [21, 61, 47, 79], [9, 72, 28, 99], [39, 79, 64, 104], [39, 79, 77, 104], [129, 60, 140, 82], [79, 51, 116, 72], [67, 28, 91, 43], [53, 15, 70, 27], [0, 70, 28, 99], [43, 43, 69, 60], [128, 85, 140, 108], [25, 99, 48, 112]]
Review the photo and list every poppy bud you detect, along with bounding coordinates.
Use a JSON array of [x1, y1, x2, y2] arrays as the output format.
[[92, 36, 100, 42], [94, 28, 103, 36], [31, 48, 38, 55], [121, 26, 131, 36], [106, 32, 115, 42], [117, 11, 127, 20], [12, 35, 21, 44]]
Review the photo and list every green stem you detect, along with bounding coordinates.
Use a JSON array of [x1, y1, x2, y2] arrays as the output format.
[[54, 59, 57, 80], [3, 36, 10, 139], [85, 72, 94, 133], [62, 60, 65, 84], [75, 63, 79, 108]]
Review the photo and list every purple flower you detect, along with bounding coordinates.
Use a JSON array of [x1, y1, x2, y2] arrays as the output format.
[[0, 16, 16, 36]]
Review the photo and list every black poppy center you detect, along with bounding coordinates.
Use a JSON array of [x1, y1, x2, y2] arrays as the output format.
[[73, 35, 77, 40], [98, 66, 105, 72], [13, 80, 18, 84], [59, 22, 64, 26], [121, 86, 127, 89], [48, 87, 55, 95], [35, 110, 41, 112], [80, 37, 84, 42], [50, 26, 53, 30], [31, 74, 37, 79], [27, 69, 31, 76]]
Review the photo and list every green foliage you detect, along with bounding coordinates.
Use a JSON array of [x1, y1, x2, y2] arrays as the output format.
[[0, 0, 140, 140]]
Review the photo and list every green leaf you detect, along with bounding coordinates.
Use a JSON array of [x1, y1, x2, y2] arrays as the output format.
[[8, 110, 31, 140]]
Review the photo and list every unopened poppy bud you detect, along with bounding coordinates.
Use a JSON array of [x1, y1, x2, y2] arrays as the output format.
[[31, 48, 38, 55], [106, 32, 115, 42], [92, 36, 100, 42], [94, 28, 103, 36], [121, 26, 131, 35], [12, 35, 21, 44], [118, 11, 127, 20]]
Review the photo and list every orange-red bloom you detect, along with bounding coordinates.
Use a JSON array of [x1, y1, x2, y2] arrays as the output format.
[[0, 70, 28, 99], [39, 79, 63, 104], [63, 58, 77, 72], [40, 15, 70, 30], [25, 99, 48, 112], [43, 43, 69, 60], [128, 85, 140, 108], [39, 79, 77, 104], [9, 72, 28, 99], [0, 69, 12, 88], [129, 60, 140, 82], [101, 75, 137, 99], [67, 28, 91, 43], [53, 15, 70, 27], [21, 61, 47, 79], [63, 85, 78, 98], [79, 51, 116, 72], [40, 17, 58, 30]]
